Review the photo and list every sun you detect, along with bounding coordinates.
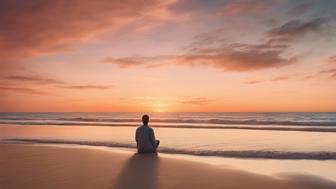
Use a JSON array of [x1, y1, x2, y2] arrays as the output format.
[[153, 101, 167, 112]]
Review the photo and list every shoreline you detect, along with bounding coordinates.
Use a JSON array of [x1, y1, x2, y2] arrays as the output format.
[[3, 138, 336, 160], [1, 143, 336, 189]]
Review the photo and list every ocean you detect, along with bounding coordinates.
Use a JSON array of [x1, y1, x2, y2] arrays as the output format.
[[1, 112, 336, 129]]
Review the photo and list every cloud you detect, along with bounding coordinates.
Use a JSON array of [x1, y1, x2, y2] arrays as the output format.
[[102, 40, 295, 71], [2, 74, 114, 90], [100, 17, 328, 71], [332, 73, 336, 78], [195, 18, 328, 70], [243, 80, 265, 85], [101, 33, 297, 71], [176, 18, 324, 71], [271, 75, 291, 81], [0, 61, 26, 75], [300, 75, 316, 80], [243, 75, 292, 84], [328, 56, 336, 64], [318, 69, 336, 78], [267, 18, 328, 41], [287, 2, 315, 16], [318, 69, 336, 74], [101, 57, 149, 68], [3, 75, 64, 84], [0, 0, 179, 61], [176, 44, 295, 71], [59, 85, 114, 90], [179, 97, 210, 105], [102, 50, 294, 71], [217, 1, 270, 16], [300, 69, 336, 80], [301, 69, 336, 80], [0, 86, 51, 95], [119, 96, 210, 106], [101, 56, 171, 68]]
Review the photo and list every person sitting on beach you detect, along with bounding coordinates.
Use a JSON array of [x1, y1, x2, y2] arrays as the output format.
[[135, 114, 160, 153]]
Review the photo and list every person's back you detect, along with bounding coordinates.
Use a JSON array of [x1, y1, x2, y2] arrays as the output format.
[[135, 115, 159, 153]]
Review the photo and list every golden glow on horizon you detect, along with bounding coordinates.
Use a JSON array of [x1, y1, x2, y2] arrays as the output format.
[[152, 101, 168, 113]]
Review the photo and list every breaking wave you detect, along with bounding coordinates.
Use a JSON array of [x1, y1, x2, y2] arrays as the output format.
[[1, 121, 336, 132]]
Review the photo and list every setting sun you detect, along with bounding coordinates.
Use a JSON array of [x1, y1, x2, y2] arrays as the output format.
[[153, 101, 167, 112]]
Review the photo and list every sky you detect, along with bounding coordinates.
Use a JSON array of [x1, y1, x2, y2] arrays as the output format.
[[1, 0, 336, 112]]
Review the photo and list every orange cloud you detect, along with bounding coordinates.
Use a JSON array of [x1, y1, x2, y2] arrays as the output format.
[[3, 75, 64, 84], [2, 74, 114, 91], [243, 75, 292, 85], [59, 85, 114, 90], [0, 0, 179, 61], [179, 97, 210, 105], [101, 56, 172, 68], [243, 80, 265, 85], [328, 56, 336, 64], [0, 86, 52, 95], [271, 76, 291, 81]]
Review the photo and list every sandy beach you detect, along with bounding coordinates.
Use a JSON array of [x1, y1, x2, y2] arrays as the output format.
[[1, 143, 335, 189]]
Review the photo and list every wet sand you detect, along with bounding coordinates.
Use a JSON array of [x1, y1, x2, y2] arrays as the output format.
[[1, 143, 335, 189]]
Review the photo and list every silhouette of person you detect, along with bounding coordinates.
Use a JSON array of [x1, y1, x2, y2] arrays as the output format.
[[135, 114, 160, 153]]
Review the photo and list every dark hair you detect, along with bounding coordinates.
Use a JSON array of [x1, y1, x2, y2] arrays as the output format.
[[142, 114, 149, 125]]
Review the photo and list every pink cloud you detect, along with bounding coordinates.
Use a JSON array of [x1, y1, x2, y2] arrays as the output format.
[[328, 56, 336, 64], [0, 0, 180, 61]]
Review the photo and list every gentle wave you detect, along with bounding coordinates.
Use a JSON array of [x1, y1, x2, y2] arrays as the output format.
[[1, 117, 336, 126], [3, 139, 336, 160], [1, 121, 336, 132]]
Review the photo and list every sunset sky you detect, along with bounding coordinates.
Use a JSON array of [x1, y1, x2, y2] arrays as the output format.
[[1, 0, 336, 112]]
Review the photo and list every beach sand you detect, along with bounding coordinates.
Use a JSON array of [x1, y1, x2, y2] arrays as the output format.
[[1, 143, 335, 189]]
